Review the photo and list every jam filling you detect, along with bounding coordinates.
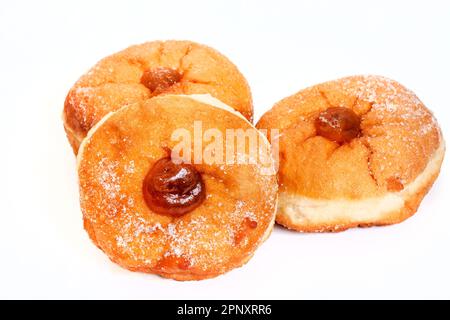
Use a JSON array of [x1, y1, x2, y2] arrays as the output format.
[[143, 157, 205, 216], [315, 107, 361, 144], [140, 67, 182, 94], [234, 217, 258, 245]]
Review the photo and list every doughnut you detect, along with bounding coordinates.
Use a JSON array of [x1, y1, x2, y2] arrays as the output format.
[[77, 94, 277, 280], [256, 75, 445, 232], [63, 40, 253, 154]]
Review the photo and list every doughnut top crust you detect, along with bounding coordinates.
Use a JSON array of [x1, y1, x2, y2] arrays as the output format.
[[64, 40, 253, 153], [77, 95, 277, 280], [257, 75, 443, 200]]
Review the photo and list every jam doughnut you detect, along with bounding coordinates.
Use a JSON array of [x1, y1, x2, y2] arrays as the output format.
[[64, 40, 253, 154], [257, 75, 445, 232], [77, 94, 277, 280]]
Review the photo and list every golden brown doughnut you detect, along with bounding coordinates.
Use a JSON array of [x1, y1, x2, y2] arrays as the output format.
[[64, 40, 253, 154], [77, 94, 277, 280], [257, 75, 445, 232]]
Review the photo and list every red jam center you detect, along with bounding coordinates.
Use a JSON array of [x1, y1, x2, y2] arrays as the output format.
[[315, 107, 361, 143], [143, 158, 205, 217], [140, 67, 182, 94]]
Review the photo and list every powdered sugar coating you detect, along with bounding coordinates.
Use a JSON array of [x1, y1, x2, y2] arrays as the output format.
[[63, 40, 253, 154], [78, 95, 277, 280], [257, 75, 443, 199]]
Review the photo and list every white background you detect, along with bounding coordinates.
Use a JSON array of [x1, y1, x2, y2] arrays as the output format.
[[1, 0, 449, 299]]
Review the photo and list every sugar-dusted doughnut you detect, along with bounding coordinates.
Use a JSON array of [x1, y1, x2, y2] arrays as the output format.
[[77, 94, 277, 280], [257, 75, 445, 232], [64, 40, 253, 154]]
